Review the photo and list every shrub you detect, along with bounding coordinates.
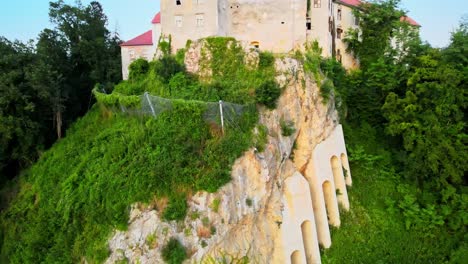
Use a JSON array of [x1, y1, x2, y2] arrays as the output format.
[[259, 51, 275, 69], [280, 119, 296, 137], [246, 198, 253, 207], [320, 79, 334, 103], [128, 58, 150, 80], [154, 56, 185, 83], [163, 194, 188, 221], [161, 238, 187, 264], [175, 48, 186, 65], [255, 80, 281, 109], [159, 39, 171, 56], [210, 198, 221, 213], [253, 125, 269, 152]]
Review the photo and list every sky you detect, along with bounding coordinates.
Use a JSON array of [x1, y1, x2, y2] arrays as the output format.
[[0, 0, 466, 48]]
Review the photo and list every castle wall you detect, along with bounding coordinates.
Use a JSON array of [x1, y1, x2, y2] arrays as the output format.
[[152, 23, 162, 51], [226, 0, 307, 52], [308, 0, 334, 57], [333, 3, 359, 69], [161, 0, 220, 51]]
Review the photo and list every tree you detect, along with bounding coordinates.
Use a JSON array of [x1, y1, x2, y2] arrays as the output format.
[[344, 0, 404, 69], [0, 38, 44, 179], [27, 29, 70, 139], [0, 1, 123, 182], [383, 50, 467, 187], [49, 0, 122, 119]]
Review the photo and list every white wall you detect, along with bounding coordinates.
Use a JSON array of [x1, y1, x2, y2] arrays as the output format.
[[161, 0, 220, 51], [121, 45, 154, 80]]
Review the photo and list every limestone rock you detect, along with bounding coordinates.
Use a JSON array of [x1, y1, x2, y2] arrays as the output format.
[[107, 56, 350, 264]]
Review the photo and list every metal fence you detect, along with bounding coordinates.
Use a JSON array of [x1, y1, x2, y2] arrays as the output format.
[[117, 92, 249, 133]]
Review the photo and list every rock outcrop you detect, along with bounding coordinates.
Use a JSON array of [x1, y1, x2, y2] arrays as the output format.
[[107, 49, 351, 264]]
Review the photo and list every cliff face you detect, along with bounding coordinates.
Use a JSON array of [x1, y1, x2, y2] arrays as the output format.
[[106, 47, 349, 264]]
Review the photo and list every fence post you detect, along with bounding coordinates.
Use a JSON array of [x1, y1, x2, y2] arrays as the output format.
[[219, 100, 225, 135], [144, 92, 156, 117]]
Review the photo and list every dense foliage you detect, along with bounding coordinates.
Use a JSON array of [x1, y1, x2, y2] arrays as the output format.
[[0, 101, 257, 262], [161, 238, 187, 264], [111, 37, 277, 107], [323, 1, 467, 261], [0, 37, 271, 263], [0, 1, 121, 184]]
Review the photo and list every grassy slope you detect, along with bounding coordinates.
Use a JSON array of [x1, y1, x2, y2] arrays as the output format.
[[321, 123, 459, 264], [0, 37, 279, 263], [0, 103, 255, 263]]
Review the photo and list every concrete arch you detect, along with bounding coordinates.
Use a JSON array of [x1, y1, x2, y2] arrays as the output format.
[[282, 172, 318, 263], [301, 220, 321, 264], [340, 153, 352, 186], [291, 250, 304, 264], [322, 180, 340, 227], [331, 156, 349, 211]]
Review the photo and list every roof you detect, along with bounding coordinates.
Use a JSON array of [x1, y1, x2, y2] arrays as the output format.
[[336, 0, 421, 27], [336, 0, 362, 8], [400, 16, 420, 27], [120, 30, 153, 47], [151, 12, 161, 24]]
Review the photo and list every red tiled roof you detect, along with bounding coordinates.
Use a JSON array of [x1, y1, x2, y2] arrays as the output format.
[[120, 30, 153, 47], [337, 0, 362, 8], [151, 12, 161, 24], [400, 16, 420, 27]]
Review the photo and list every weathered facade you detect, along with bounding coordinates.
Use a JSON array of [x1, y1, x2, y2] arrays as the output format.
[[120, 0, 420, 79], [120, 13, 161, 80]]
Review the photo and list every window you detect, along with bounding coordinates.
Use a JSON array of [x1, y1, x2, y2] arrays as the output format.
[[314, 0, 321, 8], [337, 8, 342, 21], [337, 49, 342, 63], [354, 15, 359, 26], [176, 0, 181, 5], [196, 14, 204, 27], [306, 18, 312, 30], [175, 15, 183, 27], [328, 17, 333, 33], [251, 41, 260, 49], [337, 28, 343, 39]]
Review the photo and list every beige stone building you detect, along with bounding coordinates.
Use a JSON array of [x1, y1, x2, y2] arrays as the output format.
[[121, 0, 420, 79], [120, 13, 161, 80]]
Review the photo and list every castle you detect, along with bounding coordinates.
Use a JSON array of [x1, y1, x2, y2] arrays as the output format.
[[120, 0, 419, 79], [115, 2, 420, 263]]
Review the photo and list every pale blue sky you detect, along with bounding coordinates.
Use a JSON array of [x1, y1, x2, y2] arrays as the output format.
[[0, 0, 466, 48]]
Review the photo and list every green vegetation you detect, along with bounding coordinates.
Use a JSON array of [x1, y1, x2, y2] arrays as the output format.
[[322, 1, 467, 262], [253, 125, 269, 152], [210, 198, 221, 213], [0, 37, 275, 262], [110, 37, 277, 107], [254, 80, 281, 109], [161, 238, 187, 264], [0, 1, 121, 184], [280, 119, 296, 137], [0, 101, 254, 262], [321, 123, 463, 263], [245, 198, 253, 207]]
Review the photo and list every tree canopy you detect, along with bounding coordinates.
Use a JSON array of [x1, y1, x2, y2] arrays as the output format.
[[0, 1, 121, 183]]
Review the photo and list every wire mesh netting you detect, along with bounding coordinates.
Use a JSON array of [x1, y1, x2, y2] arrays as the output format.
[[117, 92, 249, 130]]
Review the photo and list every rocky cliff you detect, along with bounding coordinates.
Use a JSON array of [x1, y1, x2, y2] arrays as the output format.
[[106, 47, 342, 264]]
